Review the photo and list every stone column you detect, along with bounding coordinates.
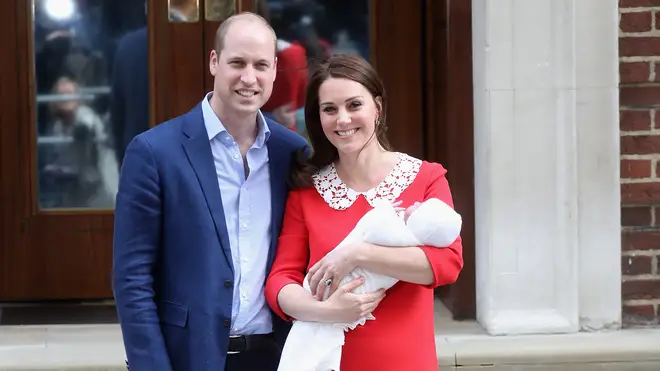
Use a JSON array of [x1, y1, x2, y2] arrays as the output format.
[[471, 0, 621, 335]]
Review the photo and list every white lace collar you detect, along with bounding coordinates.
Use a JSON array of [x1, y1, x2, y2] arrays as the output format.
[[312, 152, 422, 210]]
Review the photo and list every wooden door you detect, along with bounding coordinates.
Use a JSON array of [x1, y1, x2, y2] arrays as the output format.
[[0, 0, 448, 303], [0, 0, 207, 300]]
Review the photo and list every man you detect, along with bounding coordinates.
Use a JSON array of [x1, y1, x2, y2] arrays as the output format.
[[110, 26, 148, 168], [112, 12, 308, 371]]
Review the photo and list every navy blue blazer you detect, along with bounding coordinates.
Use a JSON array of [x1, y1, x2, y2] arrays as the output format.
[[112, 103, 308, 371]]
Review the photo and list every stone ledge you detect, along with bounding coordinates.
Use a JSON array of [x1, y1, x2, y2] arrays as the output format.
[[1, 324, 660, 370], [0, 325, 125, 371], [437, 328, 660, 370]]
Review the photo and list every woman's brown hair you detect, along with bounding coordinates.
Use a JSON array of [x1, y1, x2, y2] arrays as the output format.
[[289, 54, 391, 189]]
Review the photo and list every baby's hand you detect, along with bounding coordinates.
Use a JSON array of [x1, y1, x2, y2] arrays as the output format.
[[404, 202, 422, 222]]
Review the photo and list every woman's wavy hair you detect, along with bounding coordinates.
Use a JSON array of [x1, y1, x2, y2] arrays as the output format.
[[289, 54, 391, 189]]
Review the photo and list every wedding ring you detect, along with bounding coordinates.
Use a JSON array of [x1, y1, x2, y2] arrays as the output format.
[[324, 278, 332, 286]]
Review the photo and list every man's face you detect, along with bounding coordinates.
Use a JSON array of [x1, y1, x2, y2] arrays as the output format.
[[209, 21, 277, 117]]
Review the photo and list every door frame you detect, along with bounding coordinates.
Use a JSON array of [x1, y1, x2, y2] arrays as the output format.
[[425, 0, 476, 320]]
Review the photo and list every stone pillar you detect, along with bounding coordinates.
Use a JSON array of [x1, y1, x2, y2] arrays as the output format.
[[471, 0, 621, 335]]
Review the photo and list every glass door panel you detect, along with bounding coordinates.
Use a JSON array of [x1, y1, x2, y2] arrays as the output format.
[[0, 0, 206, 301], [34, 0, 148, 210]]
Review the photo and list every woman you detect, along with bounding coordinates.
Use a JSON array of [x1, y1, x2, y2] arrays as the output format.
[[264, 54, 463, 371]]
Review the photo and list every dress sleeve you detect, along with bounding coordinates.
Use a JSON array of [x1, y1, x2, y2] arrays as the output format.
[[417, 163, 464, 288], [265, 190, 310, 320]]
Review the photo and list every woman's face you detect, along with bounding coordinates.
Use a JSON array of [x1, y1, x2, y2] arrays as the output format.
[[317, 77, 380, 156]]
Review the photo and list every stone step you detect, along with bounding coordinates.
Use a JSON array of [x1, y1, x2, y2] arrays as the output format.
[[438, 328, 660, 370], [1, 300, 659, 370], [1, 324, 660, 370]]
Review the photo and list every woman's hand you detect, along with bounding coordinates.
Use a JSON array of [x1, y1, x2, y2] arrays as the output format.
[[404, 201, 422, 222], [307, 242, 368, 300], [321, 277, 386, 323]]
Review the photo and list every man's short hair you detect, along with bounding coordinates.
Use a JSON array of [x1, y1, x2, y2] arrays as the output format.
[[214, 12, 277, 55]]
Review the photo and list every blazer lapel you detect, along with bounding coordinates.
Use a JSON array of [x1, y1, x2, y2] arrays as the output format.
[[181, 105, 234, 275]]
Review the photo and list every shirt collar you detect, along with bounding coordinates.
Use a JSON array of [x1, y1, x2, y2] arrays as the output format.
[[201, 92, 271, 147]]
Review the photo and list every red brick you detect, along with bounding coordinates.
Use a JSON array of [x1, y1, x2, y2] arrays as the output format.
[[622, 182, 660, 203], [620, 86, 660, 106], [621, 159, 653, 178], [620, 37, 660, 57], [622, 255, 654, 275], [620, 0, 660, 7], [621, 110, 652, 131], [655, 110, 660, 128], [621, 62, 651, 83], [621, 11, 653, 32], [621, 135, 660, 154], [622, 279, 660, 300], [622, 135, 660, 154], [622, 230, 660, 250], [622, 206, 653, 226], [622, 304, 656, 327]]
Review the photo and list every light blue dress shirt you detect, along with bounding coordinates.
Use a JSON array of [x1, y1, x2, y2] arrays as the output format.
[[201, 93, 273, 335]]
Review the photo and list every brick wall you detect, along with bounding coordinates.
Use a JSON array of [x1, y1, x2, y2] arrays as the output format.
[[620, 0, 660, 327]]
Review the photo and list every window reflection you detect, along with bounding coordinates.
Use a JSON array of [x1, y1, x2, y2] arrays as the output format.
[[34, 0, 148, 209], [169, 0, 200, 23], [259, 0, 369, 141]]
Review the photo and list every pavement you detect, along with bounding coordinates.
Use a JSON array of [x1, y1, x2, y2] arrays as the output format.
[[0, 300, 659, 370]]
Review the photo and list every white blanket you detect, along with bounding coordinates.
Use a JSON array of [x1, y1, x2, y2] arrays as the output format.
[[276, 198, 462, 371]]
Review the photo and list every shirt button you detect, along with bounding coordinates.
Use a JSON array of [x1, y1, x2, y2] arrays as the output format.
[[233, 153, 240, 159], [224, 280, 232, 288], [223, 319, 230, 328], [241, 222, 248, 229]]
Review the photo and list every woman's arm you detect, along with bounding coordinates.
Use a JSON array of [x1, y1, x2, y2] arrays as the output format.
[[358, 164, 463, 288], [265, 191, 386, 323], [355, 244, 435, 285], [277, 277, 384, 323], [264, 191, 313, 320], [276, 283, 328, 322]]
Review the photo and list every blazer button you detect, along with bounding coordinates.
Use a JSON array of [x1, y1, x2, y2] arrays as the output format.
[[223, 319, 230, 328], [224, 280, 232, 288]]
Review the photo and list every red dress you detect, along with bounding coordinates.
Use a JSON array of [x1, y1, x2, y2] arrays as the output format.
[[265, 153, 464, 371]]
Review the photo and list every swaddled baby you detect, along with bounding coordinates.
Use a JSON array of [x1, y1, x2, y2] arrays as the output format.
[[277, 197, 462, 371]]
